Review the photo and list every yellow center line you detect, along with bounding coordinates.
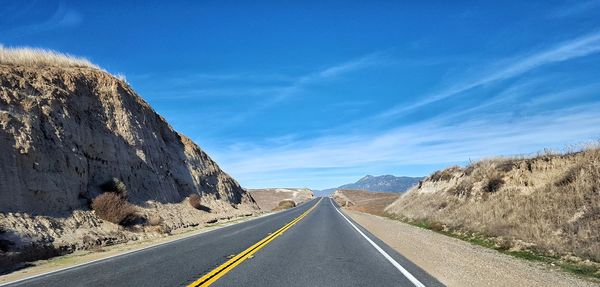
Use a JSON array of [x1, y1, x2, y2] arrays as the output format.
[[187, 198, 322, 287]]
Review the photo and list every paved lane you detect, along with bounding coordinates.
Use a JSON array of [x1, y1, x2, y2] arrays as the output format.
[[3, 198, 444, 287], [213, 198, 443, 287]]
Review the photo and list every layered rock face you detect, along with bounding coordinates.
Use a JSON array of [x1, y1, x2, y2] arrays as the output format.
[[0, 65, 255, 215]]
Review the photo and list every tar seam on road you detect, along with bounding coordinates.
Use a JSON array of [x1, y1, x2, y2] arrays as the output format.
[[329, 198, 427, 287], [187, 198, 322, 287]]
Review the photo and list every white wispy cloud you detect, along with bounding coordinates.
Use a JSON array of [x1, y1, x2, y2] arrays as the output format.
[[214, 98, 600, 188], [216, 51, 388, 125], [549, 0, 600, 18], [376, 31, 600, 120], [0, 1, 82, 37]]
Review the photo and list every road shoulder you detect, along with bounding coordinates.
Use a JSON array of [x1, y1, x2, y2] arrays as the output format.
[[0, 213, 269, 286], [345, 210, 598, 287]]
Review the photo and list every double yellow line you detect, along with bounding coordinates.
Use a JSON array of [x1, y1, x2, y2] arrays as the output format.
[[187, 198, 322, 287]]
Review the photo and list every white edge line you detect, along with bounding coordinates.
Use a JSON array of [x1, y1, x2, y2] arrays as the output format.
[[0, 201, 317, 287], [329, 198, 427, 287]]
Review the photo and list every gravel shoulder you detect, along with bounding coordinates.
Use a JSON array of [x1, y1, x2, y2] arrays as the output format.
[[346, 210, 598, 287]]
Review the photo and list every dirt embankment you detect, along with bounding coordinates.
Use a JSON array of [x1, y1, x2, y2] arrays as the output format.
[[248, 188, 314, 211], [332, 189, 400, 216], [0, 56, 258, 272], [385, 148, 600, 269]]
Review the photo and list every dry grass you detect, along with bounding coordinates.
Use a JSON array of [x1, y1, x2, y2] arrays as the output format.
[[272, 200, 296, 211], [91, 192, 138, 226], [0, 45, 99, 69], [386, 147, 600, 263]]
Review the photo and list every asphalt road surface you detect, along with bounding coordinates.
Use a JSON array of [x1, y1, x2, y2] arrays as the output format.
[[3, 198, 444, 287]]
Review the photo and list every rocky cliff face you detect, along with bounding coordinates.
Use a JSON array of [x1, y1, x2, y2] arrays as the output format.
[[0, 64, 255, 215]]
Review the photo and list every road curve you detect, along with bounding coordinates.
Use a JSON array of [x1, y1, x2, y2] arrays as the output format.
[[3, 198, 444, 287]]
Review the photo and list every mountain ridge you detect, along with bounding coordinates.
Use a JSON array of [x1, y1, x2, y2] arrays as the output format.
[[316, 174, 423, 196]]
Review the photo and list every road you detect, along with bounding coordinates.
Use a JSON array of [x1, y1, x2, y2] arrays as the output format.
[[3, 198, 444, 287]]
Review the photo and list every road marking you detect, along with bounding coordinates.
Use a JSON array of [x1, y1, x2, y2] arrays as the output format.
[[187, 198, 322, 287], [329, 198, 426, 287]]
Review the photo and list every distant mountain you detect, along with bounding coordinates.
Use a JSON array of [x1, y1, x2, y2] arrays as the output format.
[[316, 175, 424, 196]]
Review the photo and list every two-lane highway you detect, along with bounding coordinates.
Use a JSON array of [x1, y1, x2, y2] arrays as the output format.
[[3, 198, 444, 287]]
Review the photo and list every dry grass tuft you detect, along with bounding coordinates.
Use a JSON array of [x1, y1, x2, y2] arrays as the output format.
[[0, 45, 100, 69], [91, 192, 138, 226]]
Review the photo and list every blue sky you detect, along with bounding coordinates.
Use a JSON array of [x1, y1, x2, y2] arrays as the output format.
[[2, 1, 600, 189]]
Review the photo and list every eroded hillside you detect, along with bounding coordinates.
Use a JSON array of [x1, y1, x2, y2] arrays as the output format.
[[385, 148, 600, 264], [0, 54, 258, 270], [0, 65, 254, 213]]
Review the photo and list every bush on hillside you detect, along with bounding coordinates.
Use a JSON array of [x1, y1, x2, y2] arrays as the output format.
[[484, 176, 504, 193], [273, 200, 296, 211], [91, 192, 138, 226]]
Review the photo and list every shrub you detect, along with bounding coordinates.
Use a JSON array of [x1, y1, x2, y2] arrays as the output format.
[[91, 192, 138, 225], [100, 178, 128, 198], [484, 176, 504, 193], [273, 200, 296, 211], [496, 160, 516, 172], [189, 194, 211, 212], [555, 164, 581, 187]]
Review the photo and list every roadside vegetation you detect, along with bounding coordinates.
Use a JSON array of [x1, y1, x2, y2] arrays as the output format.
[[386, 215, 600, 281], [91, 193, 138, 226], [384, 145, 600, 281], [272, 200, 296, 211], [91, 178, 140, 226]]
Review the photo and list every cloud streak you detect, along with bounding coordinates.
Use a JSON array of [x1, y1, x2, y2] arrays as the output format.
[[214, 90, 600, 189], [376, 31, 600, 120], [216, 51, 387, 125], [0, 1, 82, 38]]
